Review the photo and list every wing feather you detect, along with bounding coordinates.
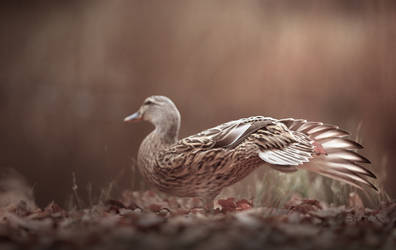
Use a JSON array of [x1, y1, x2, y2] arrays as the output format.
[[318, 138, 363, 150], [278, 118, 377, 191], [310, 128, 349, 140], [325, 149, 370, 163]]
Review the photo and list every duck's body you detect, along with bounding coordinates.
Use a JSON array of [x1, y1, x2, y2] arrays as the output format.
[[125, 96, 376, 208]]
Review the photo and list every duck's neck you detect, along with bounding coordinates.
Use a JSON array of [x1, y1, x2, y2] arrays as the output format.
[[154, 121, 179, 145], [137, 111, 180, 180], [152, 112, 180, 146]]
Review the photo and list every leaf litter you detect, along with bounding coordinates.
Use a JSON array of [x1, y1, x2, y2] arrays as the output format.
[[0, 189, 395, 250]]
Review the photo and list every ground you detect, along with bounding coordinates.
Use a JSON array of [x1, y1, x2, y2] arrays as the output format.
[[0, 190, 395, 250]]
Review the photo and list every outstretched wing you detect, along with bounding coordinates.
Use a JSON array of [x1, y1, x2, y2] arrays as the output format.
[[161, 116, 376, 191], [279, 118, 377, 191], [169, 116, 317, 166]]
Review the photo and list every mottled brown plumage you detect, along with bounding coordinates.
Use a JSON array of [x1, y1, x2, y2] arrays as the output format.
[[124, 96, 376, 209]]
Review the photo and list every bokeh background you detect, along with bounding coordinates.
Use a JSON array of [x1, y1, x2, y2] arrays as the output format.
[[1, 0, 395, 206]]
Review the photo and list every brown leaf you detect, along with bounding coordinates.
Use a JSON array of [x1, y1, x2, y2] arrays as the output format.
[[149, 204, 162, 213], [218, 198, 236, 213], [285, 198, 322, 214]]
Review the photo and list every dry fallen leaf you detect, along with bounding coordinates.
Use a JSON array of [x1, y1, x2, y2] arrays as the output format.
[[0, 190, 394, 250]]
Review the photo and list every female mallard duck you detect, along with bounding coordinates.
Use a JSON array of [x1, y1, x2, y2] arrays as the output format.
[[124, 96, 376, 209]]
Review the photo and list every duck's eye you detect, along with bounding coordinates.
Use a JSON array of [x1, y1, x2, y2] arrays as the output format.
[[143, 100, 154, 106]]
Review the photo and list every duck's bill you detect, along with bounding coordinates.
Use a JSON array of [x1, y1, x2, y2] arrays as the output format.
[[123, 112, 142, 122]]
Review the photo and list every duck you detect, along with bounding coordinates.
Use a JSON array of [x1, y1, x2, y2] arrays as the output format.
[[124, 95, 376, 210]]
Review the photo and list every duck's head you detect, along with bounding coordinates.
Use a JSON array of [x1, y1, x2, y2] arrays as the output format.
[[124, 96, 181, 131]]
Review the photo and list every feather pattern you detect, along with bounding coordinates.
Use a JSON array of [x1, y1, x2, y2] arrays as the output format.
[[126, 96, 377, 209], [280, 118, 376, 190]]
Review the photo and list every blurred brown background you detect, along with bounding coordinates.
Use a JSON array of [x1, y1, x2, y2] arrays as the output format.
[[1, 0, 395, 206]]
